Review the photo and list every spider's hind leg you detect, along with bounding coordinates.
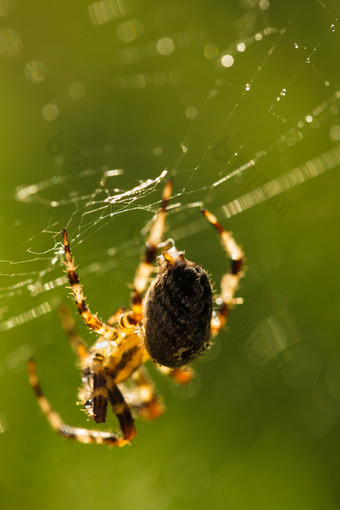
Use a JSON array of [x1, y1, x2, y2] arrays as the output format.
[[157, 365, 195, 385], [128, 366, 164, 420], [201, 209, 245, 335]]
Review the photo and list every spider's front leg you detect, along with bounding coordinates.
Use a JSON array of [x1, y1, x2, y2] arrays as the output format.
[[58, 302, 88, 361], [62, 229, 121, 343], [201, 209, 245, 335], [27, 359, 131, 446]]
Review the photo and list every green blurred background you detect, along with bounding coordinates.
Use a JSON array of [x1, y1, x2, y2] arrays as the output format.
[[1, 0, 340, 509]]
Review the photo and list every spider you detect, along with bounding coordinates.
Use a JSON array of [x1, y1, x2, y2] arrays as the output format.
[[28, 180, 244, 446]]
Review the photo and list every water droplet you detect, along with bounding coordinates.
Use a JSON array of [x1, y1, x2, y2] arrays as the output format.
[[305, 57, 310, 64], [294, 43, 299, 49], [237, 42, 246, 53], [280, 88, 286, 96], [329, 24, 335, 32], [245, 83, 251, 91]]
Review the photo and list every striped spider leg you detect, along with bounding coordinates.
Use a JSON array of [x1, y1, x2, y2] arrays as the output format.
[[201, 209, 245, 335], [28, 303, 136, 446], [130, 178, 173, 323], [27, 358, 132, 446]]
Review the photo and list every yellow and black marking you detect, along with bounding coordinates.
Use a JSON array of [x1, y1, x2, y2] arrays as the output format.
[[28, 181, 246, 447], [27, 359, 128, 446], [58, 303, 88, 361], [130, 366, 164, 420], [62, 229, 120, 342], [105, 344, 141, 383], [89, 354, 108, 423], [131, 179, 172, 322], [106, 382, 136, 441]]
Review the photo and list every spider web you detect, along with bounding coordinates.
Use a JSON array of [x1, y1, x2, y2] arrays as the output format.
[[0, 0, 340, 406]]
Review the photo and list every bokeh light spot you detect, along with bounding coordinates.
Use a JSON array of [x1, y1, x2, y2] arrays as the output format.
[[203, 43, 219, 60], [0, 28, 22, 58], [116, 18, 144, 43], [25, 60, 48, 83], [259, 0, 270, 11], [41, 102, 60, 122], [221, 54, 234, 68], [329, 125, 340, 141], [156, 37, 175, 56], [185, 105, 198, 120], [68, 82, 86, 99]]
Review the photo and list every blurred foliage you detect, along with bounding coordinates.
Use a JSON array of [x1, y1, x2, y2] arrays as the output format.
[[1, 1, 340, 509]]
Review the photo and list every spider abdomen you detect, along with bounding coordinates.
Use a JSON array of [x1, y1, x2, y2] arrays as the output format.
[[143, 258, 213, 368]]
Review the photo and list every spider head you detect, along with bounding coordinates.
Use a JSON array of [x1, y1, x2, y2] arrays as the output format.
[[157, 246, 185, 270]]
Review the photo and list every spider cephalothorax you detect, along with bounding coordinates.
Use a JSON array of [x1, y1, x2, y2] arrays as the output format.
[[28, 179, 245, 446]]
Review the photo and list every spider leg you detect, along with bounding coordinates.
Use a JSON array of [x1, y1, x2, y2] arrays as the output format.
[[27, 359, 129, 446], [157, 365, 195, 385], [62, 229, 121, 342], [86, 353, 109, 423], [58, 303, 88, 361], [58, 303, 108, 423], [130, 179, 173, 322], [201, 209, 245, 335], [106, 378, 136, 441], [128, 366, 164, 420]]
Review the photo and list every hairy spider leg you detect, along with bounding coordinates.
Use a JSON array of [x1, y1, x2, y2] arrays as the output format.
[[131, 179, 173, 322], [88, 354, 109, 423], [27, 359, 130, 446], [201, 209, 245, 335], [58, 303, 109, 422], [58, 303, 88, 361], [62, 229, 121, 342], [106, 380, 136, 440], [58, 302, 141, 431], [157, 365, 195, 385], [128, 366, 164, 420]]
